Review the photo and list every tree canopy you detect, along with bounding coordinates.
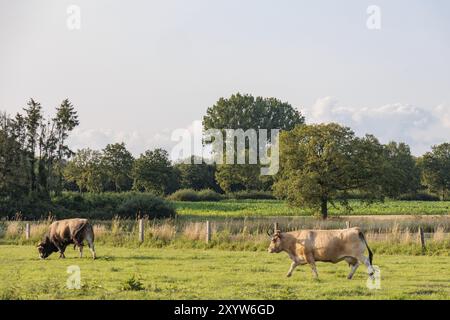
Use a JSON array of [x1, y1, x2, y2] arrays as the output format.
[[419, 143, 450, 200], [102, 143, 134, 192], [382, 142, 421, 198], [273, 123, 385, 219], [64, 148, 106, 193], [203, 93, 305, 133], [132, 148, 179, 195], [203, 93, 305, 193], [174, 156, 220, 192]]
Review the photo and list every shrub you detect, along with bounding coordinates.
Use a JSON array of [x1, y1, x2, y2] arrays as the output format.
[[228, 190, 275, 200], [52, 193, 88, 212], [0, 195, 65, 220], [167, 189, 223, 202], [197, 189, 224, 201], [334, 191, 378, 201], [397, 193, 441, 201], [121, 276, 144, 291], [116, 193, 176, 219], [0, 192, 176, 220], [167, 189, 199, 201]]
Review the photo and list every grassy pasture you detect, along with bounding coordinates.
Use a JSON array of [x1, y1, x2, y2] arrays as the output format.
[[173, 199, 450, 218], [0, 245, 449, 300]]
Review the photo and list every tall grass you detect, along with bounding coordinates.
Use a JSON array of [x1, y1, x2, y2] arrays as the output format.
[[1, 218, 448, 255]]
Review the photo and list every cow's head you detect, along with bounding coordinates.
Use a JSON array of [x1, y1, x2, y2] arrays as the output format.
[[267, 229, 283, 253], [37, 236, 58, 259]]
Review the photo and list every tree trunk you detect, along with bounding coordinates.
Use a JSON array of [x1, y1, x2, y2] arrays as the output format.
[[321, 197, 328, 220]]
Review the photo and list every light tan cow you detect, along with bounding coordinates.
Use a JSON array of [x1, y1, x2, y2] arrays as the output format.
[[267, 227, 374, 279]]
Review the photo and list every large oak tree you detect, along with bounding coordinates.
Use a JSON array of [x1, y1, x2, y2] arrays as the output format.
[[203, 93, 304, 192], [274, 123, 385, 219]]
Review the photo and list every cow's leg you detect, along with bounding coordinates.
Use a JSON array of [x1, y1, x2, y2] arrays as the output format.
[[357, 255, 375, 279], [310, 263, 318, 278], [305, 254, 318, 278], [73, 239, 84, 258], [347, 262, 360, 280], [85, 236, 96, 259], [88, 242, 96, 260], [54, 243, 66, 258], [83, 225, 97, 260], [286, 261, 299, 278]]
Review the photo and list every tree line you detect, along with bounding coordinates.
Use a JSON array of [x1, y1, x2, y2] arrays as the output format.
[[0, 99, 78, 201], [1, 94, 449, 219]]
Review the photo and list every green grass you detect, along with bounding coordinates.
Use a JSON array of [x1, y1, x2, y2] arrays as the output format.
[[173, 199, 450, 218], [0, 245, 449, 300]]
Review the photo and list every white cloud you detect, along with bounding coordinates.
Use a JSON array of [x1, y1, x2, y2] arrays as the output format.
[[67, 120, 206, 160], [67, 128, 173, 156], [433, 104, 450, 129], [305, 97, 449, 155]]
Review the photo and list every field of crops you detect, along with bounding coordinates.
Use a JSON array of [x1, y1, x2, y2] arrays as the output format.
[[0, 245, 449, 300], [174, 199, 450, 218]]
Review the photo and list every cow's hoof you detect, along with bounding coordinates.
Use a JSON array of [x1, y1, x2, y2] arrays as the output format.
[[286, 274, 292, 278]]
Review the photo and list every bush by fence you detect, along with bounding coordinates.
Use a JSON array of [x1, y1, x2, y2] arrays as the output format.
[[117, 193, 176, 219]]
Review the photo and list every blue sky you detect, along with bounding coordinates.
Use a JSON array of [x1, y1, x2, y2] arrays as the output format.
[[1, 0, 449, 156]]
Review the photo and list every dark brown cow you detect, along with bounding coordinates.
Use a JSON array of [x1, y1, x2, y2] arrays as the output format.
[[268, 227, 374, 279], [37, 218, 96, 259]]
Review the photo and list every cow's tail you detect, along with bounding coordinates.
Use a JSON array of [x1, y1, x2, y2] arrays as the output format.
[[86, 223, 94, 242], [359, 231, 373, 265]]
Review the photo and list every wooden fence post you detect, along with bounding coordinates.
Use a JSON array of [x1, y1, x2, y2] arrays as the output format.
[[138, 218, 144, 243], [206, 221, 211, 244], [418, 226, 426, 252], [346, 221, 350, 229], [25, 223, 30, 240]]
